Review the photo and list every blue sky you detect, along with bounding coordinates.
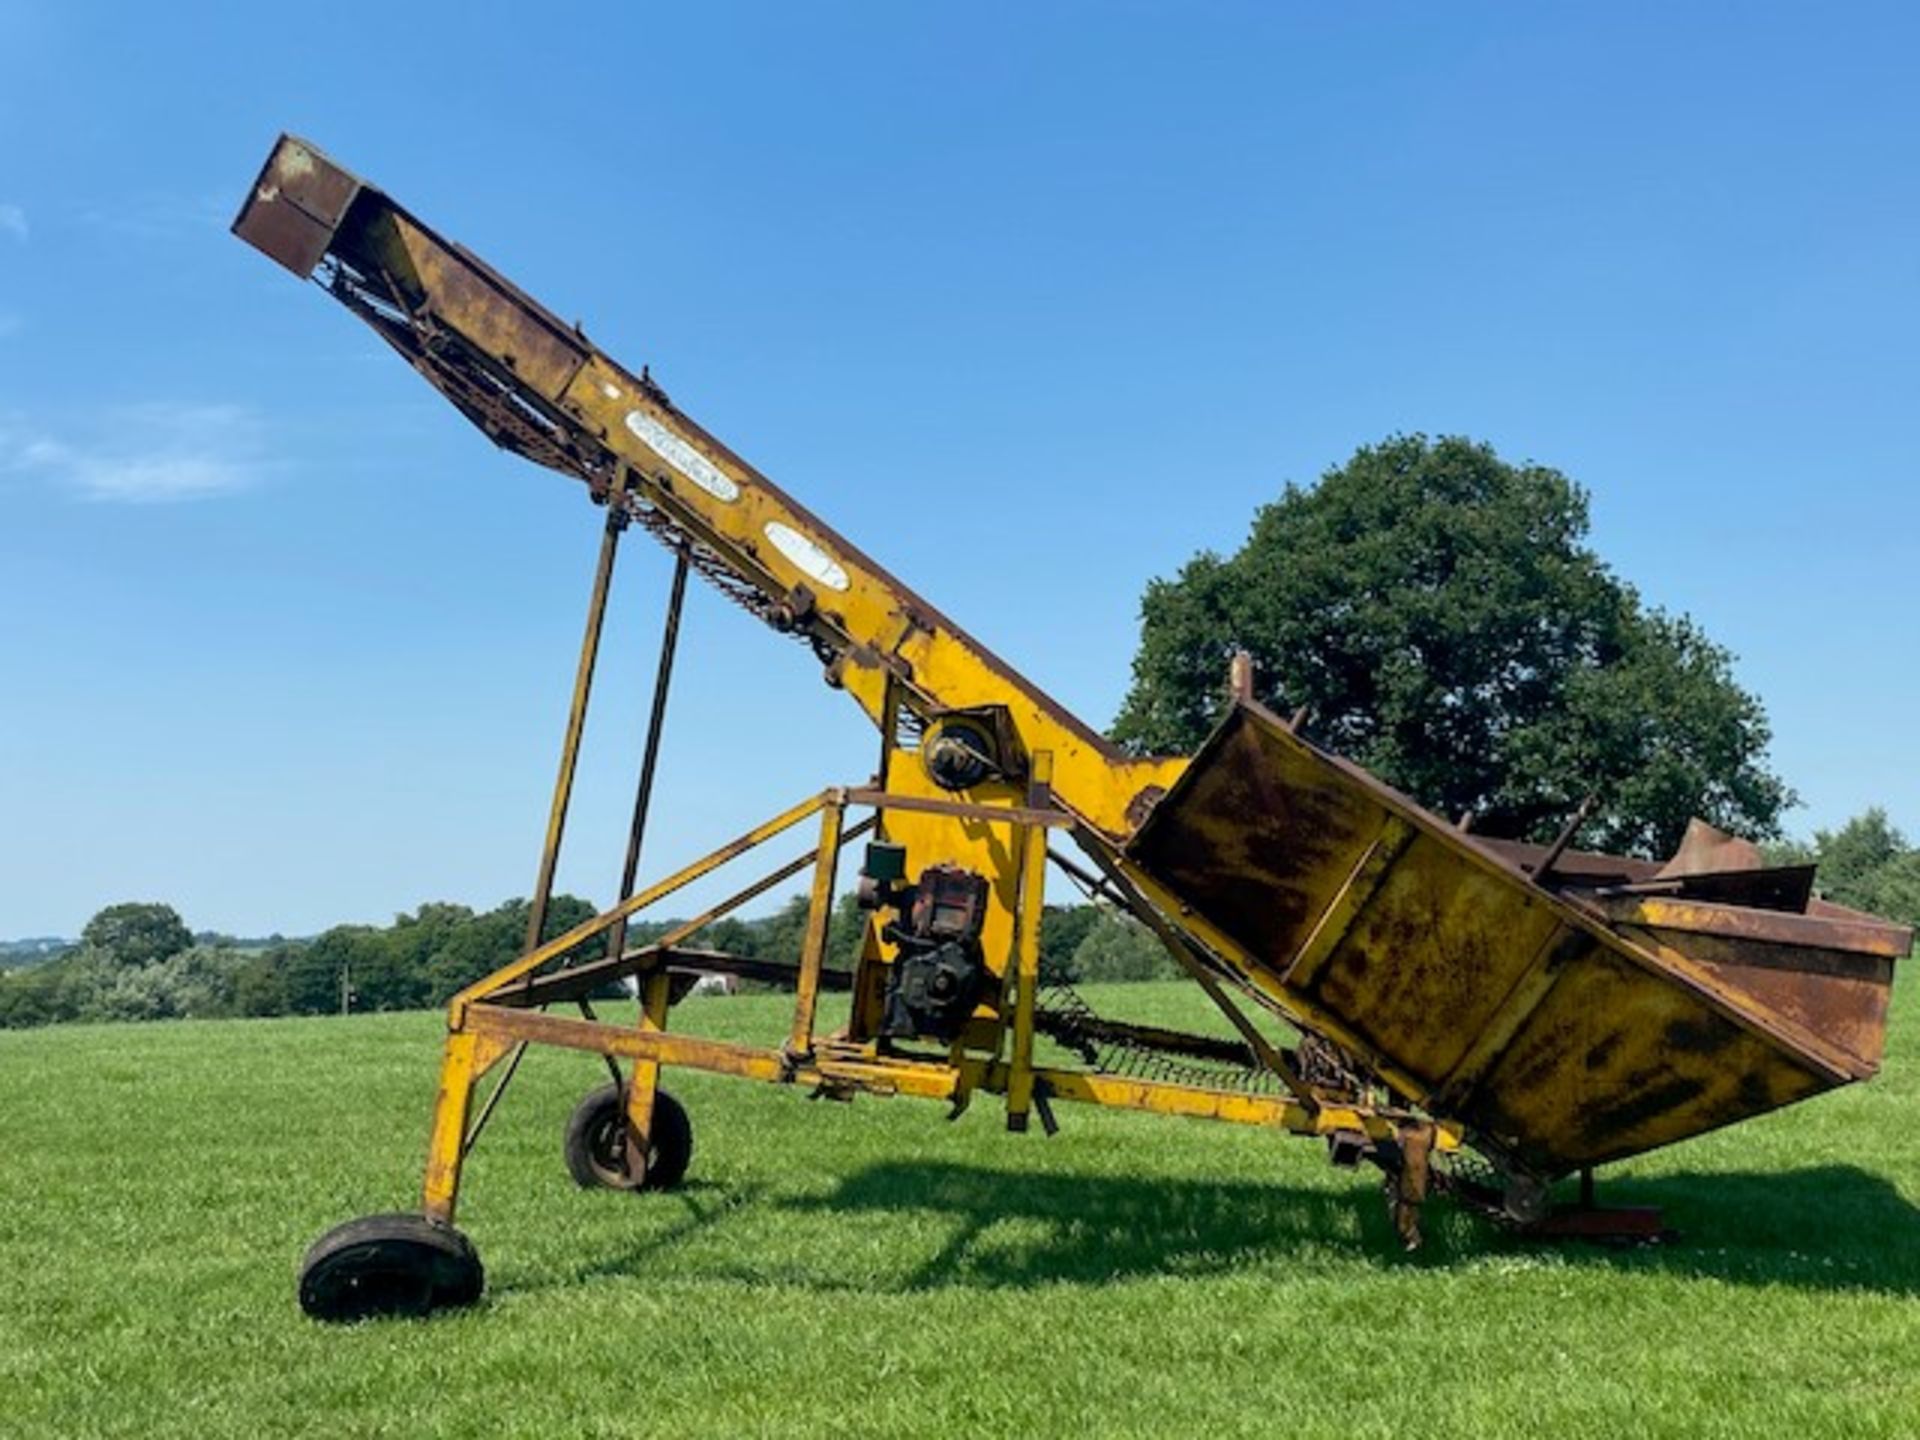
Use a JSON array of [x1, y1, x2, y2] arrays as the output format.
[[2, 3, 1915, 937]]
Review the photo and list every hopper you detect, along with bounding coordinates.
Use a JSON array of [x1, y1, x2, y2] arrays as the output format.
[[1126, 702, 1909, 1179]]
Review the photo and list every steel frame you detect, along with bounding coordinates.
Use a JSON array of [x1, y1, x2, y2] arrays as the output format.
[[414, 506, 1449, 1232]]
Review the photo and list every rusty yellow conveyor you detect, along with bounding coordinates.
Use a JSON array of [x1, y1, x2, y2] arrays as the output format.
[[229, 134, 1909, 1318]]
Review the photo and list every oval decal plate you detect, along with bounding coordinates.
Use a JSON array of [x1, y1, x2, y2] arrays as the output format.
[[763, 521, 850, 592], [624, 410, 740, 502]]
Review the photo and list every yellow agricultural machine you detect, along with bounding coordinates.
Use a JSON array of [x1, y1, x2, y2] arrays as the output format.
[[232, 136, 1912, 1321]]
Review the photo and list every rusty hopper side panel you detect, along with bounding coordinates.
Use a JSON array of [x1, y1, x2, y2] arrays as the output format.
[[1126, 703, 1910, 1178]]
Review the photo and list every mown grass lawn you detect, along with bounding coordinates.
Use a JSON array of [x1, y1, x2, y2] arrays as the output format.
[[2, 975, 1917, 1439]]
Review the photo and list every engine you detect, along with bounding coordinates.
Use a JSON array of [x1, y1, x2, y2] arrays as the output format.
[[859, 845, 992, 1042]]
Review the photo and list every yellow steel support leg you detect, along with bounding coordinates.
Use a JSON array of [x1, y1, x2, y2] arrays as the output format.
[[621, 968, 674, 1183], [459, 476, 634, 1152], [787, 799, 847, 1059], [1006, 751, 1053, 1132], [422, 1029, 510, 1223], [525, 469, 630, 955], [607, 541, 689, 964]]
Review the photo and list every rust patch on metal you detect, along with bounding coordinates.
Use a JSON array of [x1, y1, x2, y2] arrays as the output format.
[[231, 135, 362, 277], [1126, 706, 1378, 969]]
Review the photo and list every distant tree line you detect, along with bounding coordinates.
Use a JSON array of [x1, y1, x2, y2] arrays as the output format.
[[0, 936, 71, 970], [0, 897, 610, 1030], [0, 888, 1173, 1031], [1769, 809, 1920, 925]]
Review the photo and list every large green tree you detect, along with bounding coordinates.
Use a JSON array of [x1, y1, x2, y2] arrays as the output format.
[[79, 902, 193, 969], [1112, 435, 1790, 857]]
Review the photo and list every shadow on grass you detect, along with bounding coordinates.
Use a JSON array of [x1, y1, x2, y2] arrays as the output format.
[[502, 1180, 771, 1296], [780, 1160, 1920, 1295]]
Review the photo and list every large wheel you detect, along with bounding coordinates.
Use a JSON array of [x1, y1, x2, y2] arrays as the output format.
[[564, 1083, 692, 1192], [297, 1212, 483, 1322]]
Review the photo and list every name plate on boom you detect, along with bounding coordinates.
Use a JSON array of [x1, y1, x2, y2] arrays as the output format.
[[624, 410, 740, 502]]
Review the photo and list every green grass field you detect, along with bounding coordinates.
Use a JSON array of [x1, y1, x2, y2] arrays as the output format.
[[3, 977, 1918, 1439]]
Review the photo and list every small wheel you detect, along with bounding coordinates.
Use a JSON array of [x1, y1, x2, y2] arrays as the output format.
[[564, 1083, 692, 1192], [297, 1212, 483, 1322]]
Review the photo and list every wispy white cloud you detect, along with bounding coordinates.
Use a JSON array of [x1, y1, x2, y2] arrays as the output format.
[[78, 192, 228, 242], [0, 204, 25, 242], [0, 403, 267, 503]]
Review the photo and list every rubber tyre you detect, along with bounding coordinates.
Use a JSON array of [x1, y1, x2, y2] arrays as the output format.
[[297, 1212, 484, 1322], [564, 1083, 692, 1192]]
